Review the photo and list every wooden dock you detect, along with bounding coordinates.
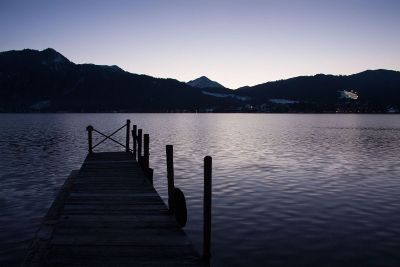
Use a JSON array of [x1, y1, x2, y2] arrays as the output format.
[[24, 120, 211, 266]]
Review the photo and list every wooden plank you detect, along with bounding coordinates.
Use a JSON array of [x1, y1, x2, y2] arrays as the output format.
[[58, 214, 177, 223], [47, 245, 199, 259], [53, 227, 187, 238], [71, 186, 154, 191], [46, 258, 205, 267], [65, 200, 165, 205], [62, 204, 168, 212], [71, 188, 157, 193], [67, 196, 164, 203], [57, 218, 178, 229], [62, 206, 167, 211], [62, 210, 171, 216], [51, 236, 194, 246], [69, 192, 160, 197]]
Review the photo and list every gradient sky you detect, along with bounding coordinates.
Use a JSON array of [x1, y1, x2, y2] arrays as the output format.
[[1, 0, 400, 88]]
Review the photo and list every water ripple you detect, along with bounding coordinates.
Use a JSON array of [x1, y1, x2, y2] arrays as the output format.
[[1, 114, 400, 266]]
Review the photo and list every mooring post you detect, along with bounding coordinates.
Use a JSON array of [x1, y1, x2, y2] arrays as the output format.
[[137, 129, 143, 164], [144, 134, 150, 170], [86, 125, 93, 154], [147, 168, 154, 185], [126, 119, 131, 152], [203, 156, 212, 261], [166, 145, 175, 212], [132, 125, 137, 161]]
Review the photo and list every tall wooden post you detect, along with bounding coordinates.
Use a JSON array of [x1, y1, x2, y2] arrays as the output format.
[[203, 156, 212, 261], [126, 119, 131, 152], [86, 125, 93, 154], [147, 168, 154, 185], [132, 125, 137, 161], [137, 129, 143, 163], [144, 134, 150, 170], [166, 145, 175, 212]]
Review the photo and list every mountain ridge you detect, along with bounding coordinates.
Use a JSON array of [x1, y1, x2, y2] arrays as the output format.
[[187, 76, 225, 89], [1, 48, 400, 113], [0, 48, 239, 112]]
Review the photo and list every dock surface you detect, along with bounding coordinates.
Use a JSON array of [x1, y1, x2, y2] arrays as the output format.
[[25, 152, 206, 266]]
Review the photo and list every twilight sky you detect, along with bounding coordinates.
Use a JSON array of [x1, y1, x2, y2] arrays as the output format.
[[1, 0, 399, 88]]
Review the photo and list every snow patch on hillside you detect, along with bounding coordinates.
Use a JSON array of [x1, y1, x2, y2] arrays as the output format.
[[269, 99, 299, 104], [30, 100, 51, 110], [202, 91, 250, 101], [339, 90, 358, 100]]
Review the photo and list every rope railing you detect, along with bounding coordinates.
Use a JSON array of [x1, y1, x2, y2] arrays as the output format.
[[86, 119, 152, 182], [86, 120, 132, 153], [92, 125, 127, 150]]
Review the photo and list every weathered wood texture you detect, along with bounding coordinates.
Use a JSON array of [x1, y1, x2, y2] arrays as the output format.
[[24, 152, 206, 267]]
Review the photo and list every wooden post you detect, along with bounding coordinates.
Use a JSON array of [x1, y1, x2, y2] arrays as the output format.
[[144, 134, 150, 170], [126, 119, 131, 152], [166, 145, 175, 212], [86, 125, 93, 154], [132, 125, 137, 161], [147, 168, 154, 185], [203, 156, 212, 261], [137, 129, 142, 163]]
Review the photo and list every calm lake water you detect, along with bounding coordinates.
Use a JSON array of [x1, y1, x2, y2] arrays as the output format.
[[1, 113, 400, 266]]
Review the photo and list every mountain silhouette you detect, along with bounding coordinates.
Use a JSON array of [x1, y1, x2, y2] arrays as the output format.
[[236, 70, 400, 112], [187, 76, 225, 89], [0, 48, 399, 112], [0, 48, 238, 112]]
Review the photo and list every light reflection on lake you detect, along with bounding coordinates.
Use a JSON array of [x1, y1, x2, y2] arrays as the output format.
[[0, 113, 400, 266]]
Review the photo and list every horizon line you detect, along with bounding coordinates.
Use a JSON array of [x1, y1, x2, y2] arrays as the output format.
[[2, 47, 400, 90]]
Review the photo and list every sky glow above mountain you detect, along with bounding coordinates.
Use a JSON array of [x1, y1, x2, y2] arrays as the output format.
[[1, 0, 399, 88]]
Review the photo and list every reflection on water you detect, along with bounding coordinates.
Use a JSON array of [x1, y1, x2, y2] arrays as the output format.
[[1, 114, 400, 266]]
